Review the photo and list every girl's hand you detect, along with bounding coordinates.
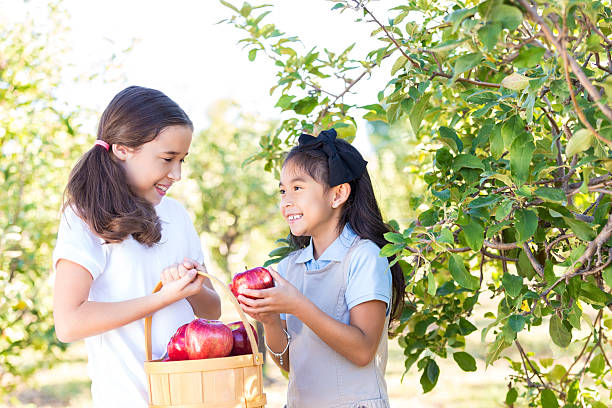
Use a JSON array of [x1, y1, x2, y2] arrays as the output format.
[[159, 262, 205, 303], [237, 268, 305, 319]]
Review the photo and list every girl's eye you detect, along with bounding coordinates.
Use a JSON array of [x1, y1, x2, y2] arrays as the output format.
[[180, 158, 185, 163], [279, 189, 285, 195], [163, 158, 172, 162], [294, 186, 302, 191]]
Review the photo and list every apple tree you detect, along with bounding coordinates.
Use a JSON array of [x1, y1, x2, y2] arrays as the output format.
[[222, 0, 612, 406]]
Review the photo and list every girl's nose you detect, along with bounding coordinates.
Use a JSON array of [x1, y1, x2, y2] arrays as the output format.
[[168, 163, 181, 181], [280, 196, 292, 207]]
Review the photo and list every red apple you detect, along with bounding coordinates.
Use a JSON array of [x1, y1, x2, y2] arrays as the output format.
[[228, 321, 258, 356], [230, 267, 274, 299], [184, 319, 233, 360], [166, 323, 189, 361]]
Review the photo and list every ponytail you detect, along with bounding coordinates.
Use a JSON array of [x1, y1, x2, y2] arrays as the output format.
[[63, 86, 192, 246]]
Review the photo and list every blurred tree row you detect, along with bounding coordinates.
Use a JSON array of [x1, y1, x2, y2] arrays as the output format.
[[0, 1, 84, 397]]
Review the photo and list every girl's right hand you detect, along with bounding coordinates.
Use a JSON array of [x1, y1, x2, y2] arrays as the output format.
[[159, 262, 205, 303], [239, 305, 280, 326]]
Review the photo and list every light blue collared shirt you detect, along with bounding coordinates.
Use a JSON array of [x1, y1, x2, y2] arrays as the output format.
[[278, 224, 392, 315]]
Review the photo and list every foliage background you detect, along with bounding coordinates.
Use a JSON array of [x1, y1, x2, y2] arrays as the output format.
[[2, 0, 612, 407]]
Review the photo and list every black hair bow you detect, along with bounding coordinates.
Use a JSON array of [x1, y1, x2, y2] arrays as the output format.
[[297, 128, 367, 187]]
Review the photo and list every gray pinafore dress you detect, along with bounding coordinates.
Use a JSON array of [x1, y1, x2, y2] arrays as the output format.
[[283, 236, 391, 408]]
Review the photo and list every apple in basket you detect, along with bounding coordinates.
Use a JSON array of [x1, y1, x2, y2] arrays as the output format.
[[166, 323, 189, 361], [185, 319, 233, 360], [230, 267, 274, 299], [228, 321, 258, 356]]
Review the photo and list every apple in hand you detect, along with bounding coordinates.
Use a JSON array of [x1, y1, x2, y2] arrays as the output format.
[[228, 321, 258, 356], [166, 323, 189, 361], [230, 267, 274, 299], [185, 319, 233, 360]]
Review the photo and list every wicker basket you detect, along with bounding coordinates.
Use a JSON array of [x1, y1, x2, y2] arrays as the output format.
[[144, 271, 266, 407]]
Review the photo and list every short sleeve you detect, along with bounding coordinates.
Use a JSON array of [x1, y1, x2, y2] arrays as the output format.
[[52, 206, 106, 280], [276, 257, 290, 321], [345, 241, 392, 314]]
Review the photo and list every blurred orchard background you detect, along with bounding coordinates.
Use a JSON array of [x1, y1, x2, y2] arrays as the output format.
[[2, 0, 612, 407]]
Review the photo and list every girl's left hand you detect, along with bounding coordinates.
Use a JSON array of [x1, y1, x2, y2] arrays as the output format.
[[238, 268, 305, 317]]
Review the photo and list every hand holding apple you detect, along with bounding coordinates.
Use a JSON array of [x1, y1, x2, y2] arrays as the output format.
[[238, 268, 305, 318], [230, 267, 274, 300]]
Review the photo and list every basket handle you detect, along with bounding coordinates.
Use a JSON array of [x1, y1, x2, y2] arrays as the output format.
[[144, 270, 259, 362]]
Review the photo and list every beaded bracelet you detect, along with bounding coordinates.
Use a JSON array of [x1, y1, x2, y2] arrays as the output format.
[[264, 328, 291, 367]]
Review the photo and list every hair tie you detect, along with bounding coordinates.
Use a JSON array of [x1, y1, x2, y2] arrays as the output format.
[[297, 128, 367, 186], [94, 140, 110, 151]]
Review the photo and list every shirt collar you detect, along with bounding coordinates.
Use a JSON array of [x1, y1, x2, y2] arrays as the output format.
[[295, 224, 358, 264]]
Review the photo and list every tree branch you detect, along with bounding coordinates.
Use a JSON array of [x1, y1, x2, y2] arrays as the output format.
[[516, 0, 612, 123]]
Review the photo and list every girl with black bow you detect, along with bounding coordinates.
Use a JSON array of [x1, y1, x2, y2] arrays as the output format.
[[238, 129, 405, 408]]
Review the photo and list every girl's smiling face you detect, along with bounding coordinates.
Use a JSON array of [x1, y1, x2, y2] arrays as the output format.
[[115, 125, 192, 205], [279, 159, 338, 239]]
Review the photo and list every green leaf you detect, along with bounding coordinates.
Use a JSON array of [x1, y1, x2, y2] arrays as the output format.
[[439, 126, 463, 153], [549, 315, 571, 348], [380, 243, 405, 257], [438, 228, 454, 245], [490, 5, 523, 31], [490, 122, 504, 159], [578, 281, 612, 306], [248, 48, 257, 61], [419, 209, 439, 227], [502, 273, 523, 297], [589, 354, 605, 375], [430, 39, 468, 52], [508, 314, 527, 332], [409, 93, 431, 136], [452, 154, 485, 171], [463, 220, 485, 250], [384, 232, 405, 244], [275, 95, 295, 110], [514, 46, 546, 68], [562, 217, 596, 241], [459, 317, 477, 335], [514, 209, 538, 242], [451, 53, 482, 83], [501, 72, 530, 90], [486, 335, 511, 366], [293, 97, 318, 115], [534, 187, 566, 203], [510, 133, 535, 186], [478, 22, 502, 50], [603, 266, 612, 289], [449, 254, 480, 290], [427, 272, 437, 296], [469, 194, 502, 208], [566, 128, 593, 157], [391, 55, 408, 76], [453, 352, 477, 372], [505, 388, 518, 404], [540, 389, 559, 408], [420, 359, 439, 393], [268, 246, 292, 257]]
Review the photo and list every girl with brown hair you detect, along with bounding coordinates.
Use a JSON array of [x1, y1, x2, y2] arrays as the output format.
[[52, 86, 221, 407]]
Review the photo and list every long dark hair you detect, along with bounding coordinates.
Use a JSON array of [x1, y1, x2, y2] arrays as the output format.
[[63, 86, 193, 246], [283, 137, 405, 325]]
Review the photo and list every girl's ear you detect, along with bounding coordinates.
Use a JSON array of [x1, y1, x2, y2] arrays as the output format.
[[111, 144, 132, 161], [331, 182, 351, 209]]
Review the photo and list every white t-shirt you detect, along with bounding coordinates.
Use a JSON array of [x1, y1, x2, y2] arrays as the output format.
[[53, 197, 204, 407]]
